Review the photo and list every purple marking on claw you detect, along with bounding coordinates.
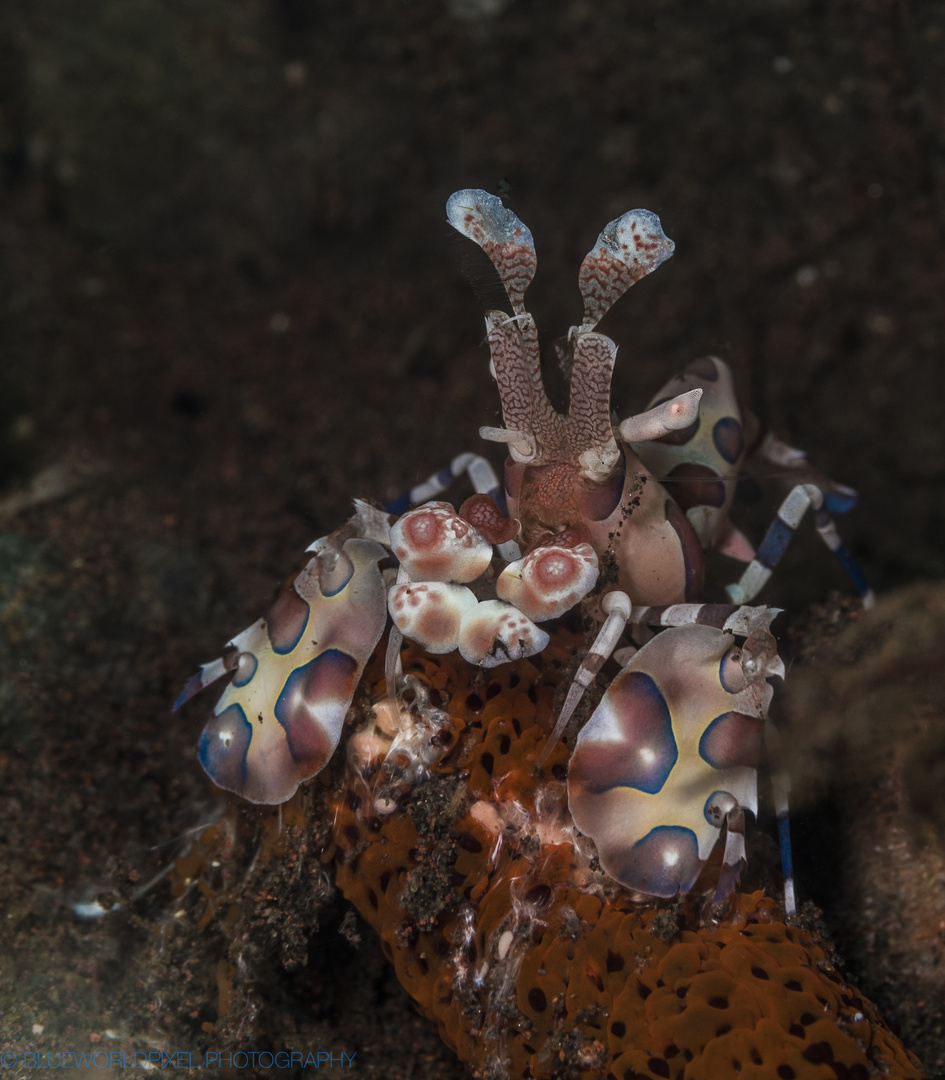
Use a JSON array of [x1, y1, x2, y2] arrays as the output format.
[[198, 704, 253, 796], [610, 824, 702, 898], [266, 589, 311, 654], [232, 652, 258, 688], [712, 417, 744, 465], [569, 671, 677, 795], [718, 646, 748, 693], [698, 711, 764, 770], [275, 648, 357, 762]]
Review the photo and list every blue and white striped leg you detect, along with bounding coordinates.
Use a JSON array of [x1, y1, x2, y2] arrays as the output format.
[[752, 433, 859, 516], [812, 502, 874, 607], [763, 718, 796, 917], [726, 483, 874, 608], [383, 452, 505, 515]]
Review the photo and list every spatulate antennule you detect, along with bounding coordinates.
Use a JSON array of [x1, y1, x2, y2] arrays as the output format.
[[447, 189, 537, 316], [578, 208, 675, 330]]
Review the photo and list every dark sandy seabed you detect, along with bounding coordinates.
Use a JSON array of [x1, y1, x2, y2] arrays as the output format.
[[1, 1, 944, 1077]]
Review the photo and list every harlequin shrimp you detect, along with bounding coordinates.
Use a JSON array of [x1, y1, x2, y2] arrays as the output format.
[[176, 188, 872, 918]]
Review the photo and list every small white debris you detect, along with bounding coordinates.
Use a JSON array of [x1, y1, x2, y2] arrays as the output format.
[[284, 60, 309, 87], [79, 276, 105, 298], [72, 896, 120, 919], [866, 312, 894, 336], [497, 929, 514, 961], [447, 0, 507, 23]]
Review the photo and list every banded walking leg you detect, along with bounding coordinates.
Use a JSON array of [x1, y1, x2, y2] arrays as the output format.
[[383, 452, 504, 514], [537, 590, 632, 766], [761, 718, 796, 916], [726, 483, 874, 607]]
